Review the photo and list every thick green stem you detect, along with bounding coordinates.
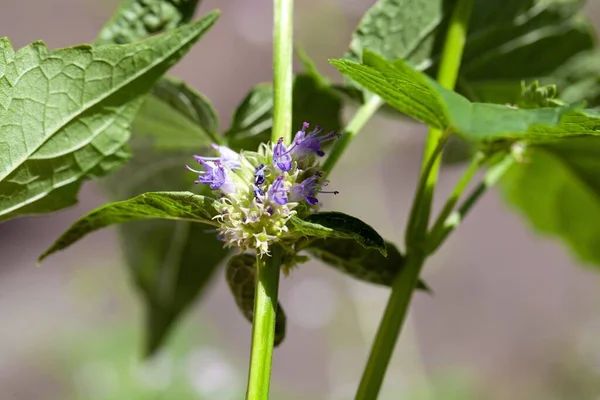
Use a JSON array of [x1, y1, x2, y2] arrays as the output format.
[[246, 247, 283, 400], [355, 1, 474, 398], [322, 95, 383, 177], [427, 152, 484, 253], [354, 249, 427, 400], [428, 154, 516, 254], [272, 0, 294, 144]]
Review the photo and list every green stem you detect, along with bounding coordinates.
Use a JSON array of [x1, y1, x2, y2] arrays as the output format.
[[355, 1, 474, 399], [354, 248, 427, 400], [426, 152, 484, 253], [272, 0, 294, 144], [405, 131, 451, 247], [322, 95, 383, 177], [246, 247, 283, 400], [428, 154, 516, 254]]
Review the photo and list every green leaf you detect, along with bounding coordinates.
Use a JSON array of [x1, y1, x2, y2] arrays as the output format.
[[331, 51, 600, 143], [137, 221, 227, 356], [100, 137, 227, 357], [290, 212, 386, 255], [341, 0, 597, 110], [96, 2, 225, 356], [225, 84, 273, 151], [344, 0, 445, 97], [0, 12, 219, 222], [226, 75, 342, 152], [306, 238, 429, 291], [500, 137, 600, 267], [96, 0, 200, 45], [38, 191, 217, 262], [132, 76, 221, 151], [456, 0, 597, 104], [226, 254, 286, 346]]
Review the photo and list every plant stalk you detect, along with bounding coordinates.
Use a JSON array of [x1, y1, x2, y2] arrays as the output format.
[[246, 247, 283, 399], [428, 154, 516, 254], [322, 95, 383, 177], [272, 0, 294, 145], [426, 152, 484, 253], [354, 1, 474, 398], [244, 0, 293, 397]]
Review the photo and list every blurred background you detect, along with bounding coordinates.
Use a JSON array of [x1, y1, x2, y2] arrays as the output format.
[[2, 0, 600, 399]]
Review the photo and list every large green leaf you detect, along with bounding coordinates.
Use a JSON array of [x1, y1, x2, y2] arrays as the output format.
[[38, 191, 217, 262], [331, 51, 600, 143], [96, 0, 200, 45], [226, 254, 286, 346], [455, 0, 597, 105], [226, 75, 343, 152], [96, 0, 227, 356], [340, 0, 597, 110], [0, 12, 219, 222], [501, 137, 600, 267], [306, 238, 429, 291], [136, 219, 228, 356], [344, 0, 445, 99], [290, 212, 386, 255], [101, 145, 228, 357], [132, 76, 220, 151]]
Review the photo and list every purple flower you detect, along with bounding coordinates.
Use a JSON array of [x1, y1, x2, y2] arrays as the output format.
[[194, 144, 241, 169], [254, 163, 266, 185], [290, 122, 339, 158], [290, 173, 338, 205], [273, 138, 293, 171], [268, 175, 288, 205], [185, 159, 236, 193]]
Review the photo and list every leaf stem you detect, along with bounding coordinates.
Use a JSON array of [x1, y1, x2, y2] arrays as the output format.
[[272, 0, 294, 144], [426, 152, 485, 252], [246, 247, 283, 400], [354, 1, 474, 398], [322, 95, 383, 177], [428, 154, 516, 254]]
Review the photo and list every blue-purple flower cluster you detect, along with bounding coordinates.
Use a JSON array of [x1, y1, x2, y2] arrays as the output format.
[[186, 123, 339, 255]]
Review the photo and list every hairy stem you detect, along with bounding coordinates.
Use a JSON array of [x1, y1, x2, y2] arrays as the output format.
[[322, 95, 383, 177], [246, 247, 283, 399], [355, 1, 474, 398], [272, 0, 294, 145]]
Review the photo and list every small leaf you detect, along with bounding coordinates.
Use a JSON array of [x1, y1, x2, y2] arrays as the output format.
[[0, 12, 220, 222], [133, 77, 221, 151], [331, 51, 600, 143], [306, 238, 429, 291], [290, 212, 386, 255], [501, 138, 600, 268], [38, 191, 217, 262], [226, 254, 286, 346], [225, 84, 273, 151], [96, 0, 200, 45]]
